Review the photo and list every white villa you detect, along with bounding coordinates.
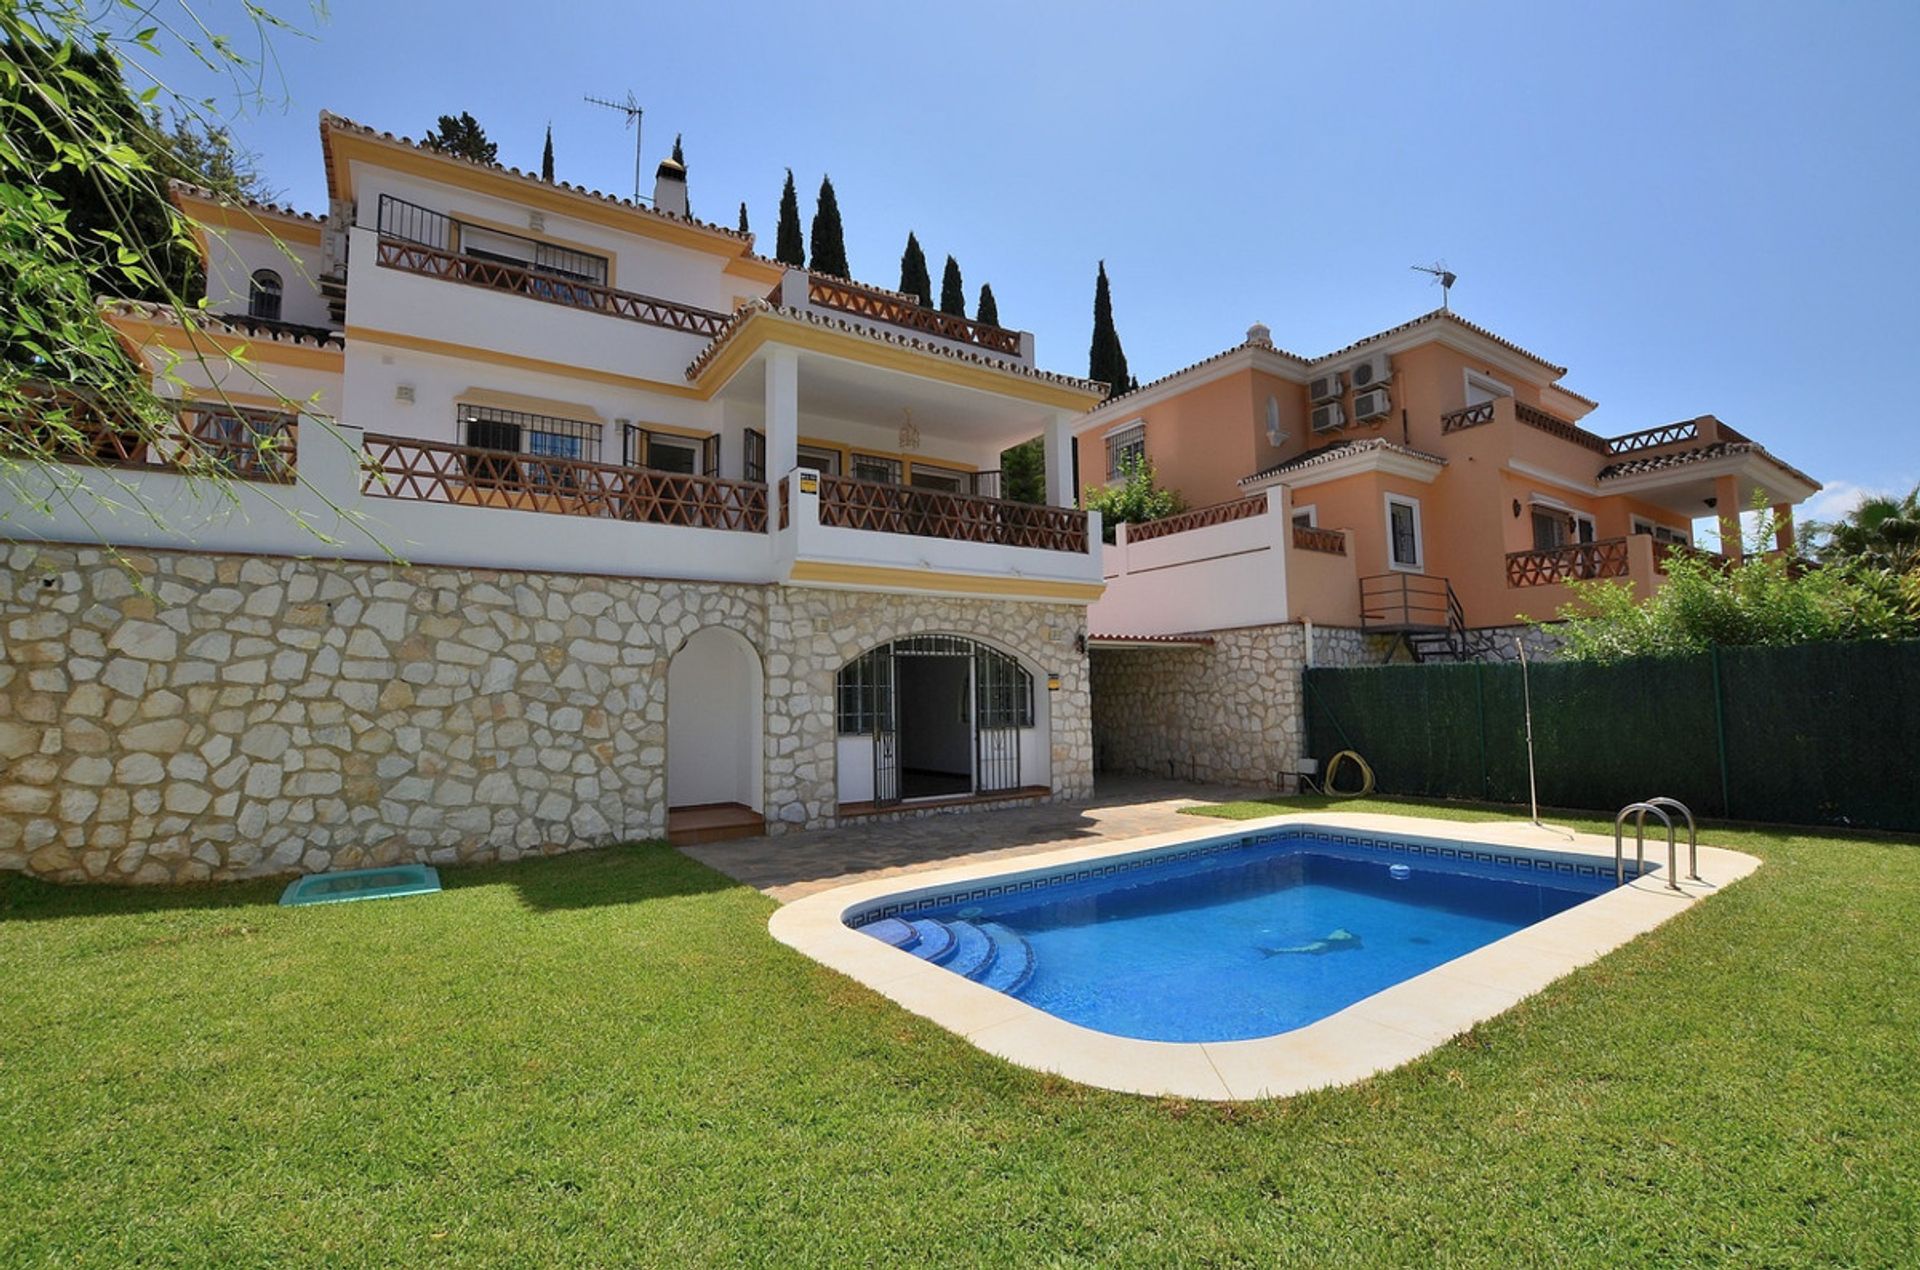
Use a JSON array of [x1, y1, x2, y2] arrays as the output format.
[[1, 113, 1108, 880]]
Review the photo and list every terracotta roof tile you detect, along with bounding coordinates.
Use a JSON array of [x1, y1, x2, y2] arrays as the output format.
[[317, 112, 754, 245], [1238, 437, 1446, 486], [1598, 440, 1819, 489], [685, 301, 1106, 397], [101, 299, 346, 349], [168, 180, 326, 225], [1085, 633, 1218, 648]]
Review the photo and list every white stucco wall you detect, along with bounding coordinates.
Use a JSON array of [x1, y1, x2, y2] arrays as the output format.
[[1090, 490, 1290, 636], [201, 223, 333, 329]]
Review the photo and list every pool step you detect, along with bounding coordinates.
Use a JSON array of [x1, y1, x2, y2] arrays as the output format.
[[976, 922, 1036, 995], [943, 920, 996, 980], [906, 918, 956, 964]]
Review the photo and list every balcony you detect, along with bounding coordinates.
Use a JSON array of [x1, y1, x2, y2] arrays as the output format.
[[1440, 397, 1610, 453], [11, 391, 298, 483], [780, 272, 1027, 358], [370, 195, 728, 338], [363, 433, 767, 532]]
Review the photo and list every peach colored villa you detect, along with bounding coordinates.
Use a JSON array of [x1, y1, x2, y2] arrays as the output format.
[[1076, 311, 1820, 657]]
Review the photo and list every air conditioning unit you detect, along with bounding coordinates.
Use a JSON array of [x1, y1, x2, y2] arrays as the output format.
[[1350, 352, 1391, 391], [1353, 388, 1392, 421], [1308, 372, 1344, 403], [1311, 401, 1346, 432]]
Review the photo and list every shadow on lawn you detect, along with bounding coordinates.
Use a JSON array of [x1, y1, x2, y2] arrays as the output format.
[[0, 842, 741, 924]]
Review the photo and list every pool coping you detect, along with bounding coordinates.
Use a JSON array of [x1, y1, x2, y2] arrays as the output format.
[[766, 810, 1760, 1101]]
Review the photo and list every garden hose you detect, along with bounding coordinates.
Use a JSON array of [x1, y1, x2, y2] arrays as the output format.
[[1322, 749, 1376, 799]]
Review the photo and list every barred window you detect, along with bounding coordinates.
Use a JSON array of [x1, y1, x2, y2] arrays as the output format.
[[1105, 423, 1145, 480], [974, 646, 1034, 729], [836, 648, 891, 735], [458, 405, 601, 463]]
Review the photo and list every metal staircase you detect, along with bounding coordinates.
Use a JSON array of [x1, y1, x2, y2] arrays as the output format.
[[1357, 574, 1498, 663]]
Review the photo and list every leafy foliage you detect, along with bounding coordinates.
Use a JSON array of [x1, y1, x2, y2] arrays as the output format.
[[807, 174, 848, 279], [1082, 453, 1182, 543], [975, 282, 998, 327], [1551, 552, 1920, 663], [1, 1, 327, 544], [1804, 484, 1920, 572], [1088, 260, 1131, 398], [1000, 436, 1043, 504], [421, 111, 495, 164], [897, 231, 930, 307], [938, 254, 965, 317], [773, 169, 803, 266]]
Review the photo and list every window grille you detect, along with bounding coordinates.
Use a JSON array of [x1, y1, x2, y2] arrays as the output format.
[[248, 269, 283, 321], [1106, 424, 1145, 480]]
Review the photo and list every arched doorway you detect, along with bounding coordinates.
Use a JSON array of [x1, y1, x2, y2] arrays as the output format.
[[835, 635, 1046, 808], [667, 627, 763, 837]]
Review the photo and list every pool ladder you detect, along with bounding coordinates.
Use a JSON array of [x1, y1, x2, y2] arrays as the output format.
[[1613, 798, 1699, 891]]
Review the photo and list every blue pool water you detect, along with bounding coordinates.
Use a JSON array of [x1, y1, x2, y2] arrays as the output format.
[[852, 831, 1617, 1042]]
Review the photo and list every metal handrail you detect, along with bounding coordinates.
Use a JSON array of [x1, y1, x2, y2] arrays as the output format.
[[1614, 801, 1679, 891], [1640, 796, 1699, 881]]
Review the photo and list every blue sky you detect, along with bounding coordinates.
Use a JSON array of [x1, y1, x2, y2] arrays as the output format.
[[150, 1, 1918, 524]]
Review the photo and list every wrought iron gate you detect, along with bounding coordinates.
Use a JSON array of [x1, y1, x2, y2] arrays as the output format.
[[863, 636, 1031, 807], [871, 648, 899, 807]]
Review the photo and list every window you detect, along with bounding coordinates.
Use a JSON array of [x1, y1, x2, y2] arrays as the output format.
[[1291, 504, 1318, 530], [908, 463, 967, 493], [248, 269, 282, 321], [1531, 509, 1569, 551], [797, 444, 841, 475], [643, 434, 699, 475], [836, 648, 891, 735], [461, 406, 599, 461], [974, 645, 1035, 730], [1463, 370, 1511, 408], [1574, 514, 1597, 544], [1105, 422, 1146, 481], [1633, 517, 1690, 546], [851, 453, 902, 484], [1385, 495, 1423, 571], [744, 429, 767, 482]]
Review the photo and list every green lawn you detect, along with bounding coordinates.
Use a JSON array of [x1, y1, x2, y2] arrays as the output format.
[[3, 800, 1916, 1266]]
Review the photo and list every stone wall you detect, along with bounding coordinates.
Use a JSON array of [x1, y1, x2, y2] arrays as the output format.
[[1090, 624, 1309, 790], [0, 543, 1091, 883]]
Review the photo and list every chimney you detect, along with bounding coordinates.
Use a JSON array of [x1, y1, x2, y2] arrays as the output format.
[[653, 157, 687, 218]]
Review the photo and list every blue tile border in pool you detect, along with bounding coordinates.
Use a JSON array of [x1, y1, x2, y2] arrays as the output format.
[[845, 826, 1653, 929]]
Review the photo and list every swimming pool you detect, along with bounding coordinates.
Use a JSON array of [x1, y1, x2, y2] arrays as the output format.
[[849, 829, 1617, 1042], [770, 812, 1756, 1099]]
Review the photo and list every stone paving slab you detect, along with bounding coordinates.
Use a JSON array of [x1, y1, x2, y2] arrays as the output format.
[[680, 778, 1264, 903]]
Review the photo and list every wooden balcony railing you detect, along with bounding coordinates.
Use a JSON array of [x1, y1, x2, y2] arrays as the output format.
[[361, 433, 767, 531], [1292, 523, 1347, 554], [1505, 537, 1632, 587], [9, 391, 298, 483], [803, 274, 1023, 356], [1608, 420, 1701, 455], [1439, 401, 1496, 433], [1126, 494, 1267, 543], [375, 238, 730, 338], [1439, 399, 1609, 453], [815, 473, 1086, 552]]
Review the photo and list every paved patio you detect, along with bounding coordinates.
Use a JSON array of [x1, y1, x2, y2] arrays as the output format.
[[682, 777, 1270, 903]]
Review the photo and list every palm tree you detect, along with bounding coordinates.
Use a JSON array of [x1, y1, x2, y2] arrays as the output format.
[[1807, 484, 1920, 571]]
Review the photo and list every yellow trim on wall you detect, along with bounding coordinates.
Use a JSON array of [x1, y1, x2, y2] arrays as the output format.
[[788, 560, 1103, 602], [455, 388, 606, 424], [107, 313, 345, 372], [345, 326, 706, 399], [326, 129, 779, 279], [694, 312, 1102, 412], [179, 386, 321, 411], [630, 420, 715, 442]]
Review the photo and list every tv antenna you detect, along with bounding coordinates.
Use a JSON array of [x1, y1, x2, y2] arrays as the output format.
[[1411, 260, 1457, 309], [584, 91, 647, 203]]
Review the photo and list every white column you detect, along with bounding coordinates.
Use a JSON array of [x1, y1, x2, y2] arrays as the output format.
[[1043, 411, 1075, 508], [765, 346, 800, 529]]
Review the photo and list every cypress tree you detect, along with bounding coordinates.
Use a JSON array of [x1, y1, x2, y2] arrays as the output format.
[[1001, 437, 1045, 504], [774, 170, 804, 266], [898, 232, 932, 307], [422, 111, 497, 164], [975, 283, 999, 327], [1088, 260, 1132, 398], [540, 124, 554, 182], [939, 255, 966, 317], [672, 133, 685, 165], [809, 174, 849, 278], [737, 202, 750, 234]]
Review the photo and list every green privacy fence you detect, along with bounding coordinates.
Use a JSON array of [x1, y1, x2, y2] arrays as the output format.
[[1303, 640, 1920, 833]]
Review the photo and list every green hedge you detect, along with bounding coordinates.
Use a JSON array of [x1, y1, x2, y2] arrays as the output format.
[[1304, 640, 1920, 832]]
